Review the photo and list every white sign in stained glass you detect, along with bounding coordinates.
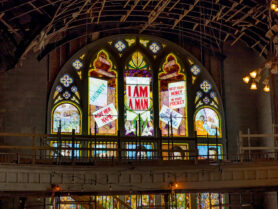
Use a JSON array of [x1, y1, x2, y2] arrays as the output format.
[[168, 81, 186, 109], [89, 77, 108, 107]]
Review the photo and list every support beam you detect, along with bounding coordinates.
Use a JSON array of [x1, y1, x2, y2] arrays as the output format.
[[172, 0, 199, 29]]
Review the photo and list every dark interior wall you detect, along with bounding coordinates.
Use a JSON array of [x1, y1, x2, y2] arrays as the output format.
[[0, 53, 47, 146], [223, 41, 268, 156]]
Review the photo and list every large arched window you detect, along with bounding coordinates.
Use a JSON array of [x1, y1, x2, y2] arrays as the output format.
[[48, 34, 224, 140], [124, 51, 153, 136]]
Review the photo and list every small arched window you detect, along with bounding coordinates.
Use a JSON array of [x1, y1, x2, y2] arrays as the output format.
[[51, 102, 81, 134], [194, 107, 221, 137]]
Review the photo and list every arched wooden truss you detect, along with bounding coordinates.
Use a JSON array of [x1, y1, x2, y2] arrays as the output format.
[[0, 0, 275, 71]]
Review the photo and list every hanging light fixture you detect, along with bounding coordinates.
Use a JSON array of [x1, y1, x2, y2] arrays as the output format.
[[271, 0, 278, 11], [242, 2, 277, 92]]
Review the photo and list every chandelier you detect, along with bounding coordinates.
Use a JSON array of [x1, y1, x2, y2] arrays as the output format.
[[242, 1, 278, 92]]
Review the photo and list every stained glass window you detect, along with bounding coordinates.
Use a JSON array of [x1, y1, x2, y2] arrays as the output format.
[[159, 54, 187, 137], [125, 195, 155, 208], [194, 107, 221, 137], [50, 196, 82, 209], [52, 103, 81, 134], [161, 193, 191, 209], [60, 74, 73, 87], [114, 40, 126, 52], [126, 143, 153, 159], [197, 193, 225, 209], [88, 50, 118, 135], [200, 80, 212, 93], [149, 42, 160, 53], [50, 141, 80, 158], [97, 196, 119, 209], [72, 59, 83, 71], [197, 144, 222, 160], [89, 142, 117, 158], [162, 143, 189, 160], [124, 51, 154, 136]]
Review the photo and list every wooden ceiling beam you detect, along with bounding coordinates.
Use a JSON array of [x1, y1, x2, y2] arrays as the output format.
[[172, 0, 199, 29], [140, 0, 171, 33], [121, 0, 140, 22]]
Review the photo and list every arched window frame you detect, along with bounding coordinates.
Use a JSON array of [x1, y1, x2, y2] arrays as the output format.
[[51, 101, 82, 135], [193, 106, 222, 138], [87, 49, 119, 136]]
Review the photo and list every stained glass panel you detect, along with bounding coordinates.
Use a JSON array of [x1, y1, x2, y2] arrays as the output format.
[[159, 54, 187, 137], [88, 50, 118, 135], [161, 193, 191, 209], [197, 144, 222, 160], [162, 143, 189, 160], [97, 196, 119, 209], [195, 107, 221, 137], [126, 143, 153, 159], [50, 196, 82, 209], [197, 193, 224, 209], [50, 141, 80, 158], [125, 195, 155, 208], [124, 52, 154, 136], [89, 142, 117, 158], [52, 103, 81, 134]]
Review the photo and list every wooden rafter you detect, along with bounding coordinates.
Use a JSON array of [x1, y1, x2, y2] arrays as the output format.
[[172, 0, 199, 29]]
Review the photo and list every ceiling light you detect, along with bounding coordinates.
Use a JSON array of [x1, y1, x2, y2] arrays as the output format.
[[243, 76, 250, 84], [250, 82, 257, 90]]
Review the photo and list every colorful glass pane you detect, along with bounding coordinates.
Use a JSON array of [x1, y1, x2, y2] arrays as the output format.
[[52, 103, 81, 134], [125, 52, 153, 136], [126, 143, 153, 159], [72, 59, 83, 70], [162, 143, 189, 160], [88, 50, 118, 135], [71, 86, 78, 93], [50, 196, 82, 209], [114, 40, 126, 52], [197, 145, 222, 160], [149, 42, 160, 53], [97, 196, 119, 209], [60, 74, 73, 87], [195, 108, 220, 137], [198, 193, 224, 209], [51, 141, 80, 158], [190, 65, 201, 75], [196, 91, 203, 98], [200, 80, 212, 93], [63, 91, 71, 99], [125, 195, 154, 208], [159, 54, 187, 137], [203, 96, 210, 104], [89, 142, 117, 158], [161, 193, 190, 209], [210, 91, 217, 98], [56, 85, 63, 93], [128, 51, 148, 70]]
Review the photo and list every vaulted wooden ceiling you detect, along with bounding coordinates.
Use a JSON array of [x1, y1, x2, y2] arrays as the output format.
[[0, 0, 274, 71]]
